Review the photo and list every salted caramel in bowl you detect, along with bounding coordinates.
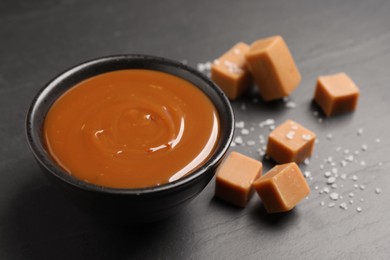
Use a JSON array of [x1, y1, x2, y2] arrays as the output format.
[[26, 55, 234, 222]]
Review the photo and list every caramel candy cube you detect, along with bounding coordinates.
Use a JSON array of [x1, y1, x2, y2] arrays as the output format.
[[266, 120, 316, 164], [211, 42, 253, 100], [215, 152, 262, 207], [245, 35, 301, 101], [253, 162, 310, 213], [314, 72, 360, 117]]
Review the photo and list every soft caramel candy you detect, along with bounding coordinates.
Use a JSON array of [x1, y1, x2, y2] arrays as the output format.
[[253, 162, 310, 213], [215, 152, 262, 207], [245, 35, 301, 101], [266, 120, 316, 164], [211, 42, 253, 100], [314, 72, 359, 117]]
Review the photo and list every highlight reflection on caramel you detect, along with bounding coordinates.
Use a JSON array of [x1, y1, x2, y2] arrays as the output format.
[[44, 69, 220, 189]]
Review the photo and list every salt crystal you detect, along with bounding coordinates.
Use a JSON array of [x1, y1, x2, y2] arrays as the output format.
[[349, 199, 354, 204], [352, 175, 358, 181], [315, 138, 319, 144], [235, 121, 245, 128], [376, 138, 381, 143], [328, 202, 336, 208], [269, 125, 275, 131], [326, 133, 333, 140], [345, 155, 354, 162], [250, 127, 255, 131], [234, 136, 243, 145], [344, 149, 350, 154], [375, 188, 382, 194], [302, 134, 312, 141], [327, 177, 336, 184], [233, 48, 241, 55], [357, 128, 364, 136], [324, 171, 332, 177], [331, 168, 338, 174], [213, 59, 220, 65], [323, 187, 330, 194], [340, 160, 348, 167], [354, 150, 360, 155], [303, 158, 310, 166], [356, 207, 362, 213], [327, 157, 333, 163], [286, 131, 295, 140], [247, 140, 256, 146], [320, 201, 325, 206], [349, 192, 354, 198], [230, 141, 236, 147], [331, 183, 338, 189], [241, 128, 250, 135], [378, 162, 383, 166], [259, 119, 275, 128], [360, 161, 366, 166], [285, 101, 296, 108], [336, 146, 342, 152], [361, 144, 368, 151], [359, 185, 365, 190], [354, 184, 359, 189], [360, 198, 364, 202], [320, 164, 325, 170], [314, 186, 319, 190], [339, 202, 348, 210], [304, 171, 311, 178]]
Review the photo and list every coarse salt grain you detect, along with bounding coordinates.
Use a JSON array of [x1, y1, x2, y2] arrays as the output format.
[[326, 133, 333, 140], [339, 202, 348, 210], [357, 128, 364, 136], [320, 201, 325, 206], [340, 160, 348, 167], [356, 207, 362, 213], [230, 141, 236, 147], [352, 175, 358, 181], [328, 202, 336, 208], [247, 140, 256, 146], [302, 134, 312, 141], [359, 185, 365, 190], [375, 188, 382, 194], [259, 119, 275, 128], [340, 174, 347, 180], [349, 192, 354, 198], [304, 171, 311, 178], [303, 158, 310, 166], [286, 131, 295, 140], [241, 129, 250, 135], [361, 144, 368, 151], [324, 171, 331, 177], [235, 121, 245, 128], [345, 155, 354, 162], [323, 187, 330, 194], [234, 136, 243, 145], [285, 101, 296, 108], [327, 177, 336, 184]]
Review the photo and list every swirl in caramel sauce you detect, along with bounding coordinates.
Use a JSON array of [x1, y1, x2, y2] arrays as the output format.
[[44, 69, 219, 188]]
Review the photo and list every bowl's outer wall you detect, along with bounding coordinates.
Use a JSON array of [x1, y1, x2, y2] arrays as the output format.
[[26, 55, 234, 222]]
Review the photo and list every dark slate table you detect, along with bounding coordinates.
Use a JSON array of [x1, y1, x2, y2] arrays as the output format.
[[1, 0, 390, 259]]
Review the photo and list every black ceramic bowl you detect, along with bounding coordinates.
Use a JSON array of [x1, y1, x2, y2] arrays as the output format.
[[26, 54, 234, 223]]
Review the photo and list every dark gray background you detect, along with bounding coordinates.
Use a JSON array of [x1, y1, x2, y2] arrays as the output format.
[[1, 0, 390, 259]]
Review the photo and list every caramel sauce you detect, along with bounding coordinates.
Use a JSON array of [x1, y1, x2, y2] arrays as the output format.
[[44, 69, 219, 188]]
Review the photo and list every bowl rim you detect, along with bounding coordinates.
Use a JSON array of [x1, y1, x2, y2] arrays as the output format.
[[25, 54, 234, 195]]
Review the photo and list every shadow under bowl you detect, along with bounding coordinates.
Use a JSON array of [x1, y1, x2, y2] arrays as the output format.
[[25, 54, 234, 223]]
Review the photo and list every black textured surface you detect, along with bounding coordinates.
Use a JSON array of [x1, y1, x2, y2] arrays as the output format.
[[1, 0, 390, 259]]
